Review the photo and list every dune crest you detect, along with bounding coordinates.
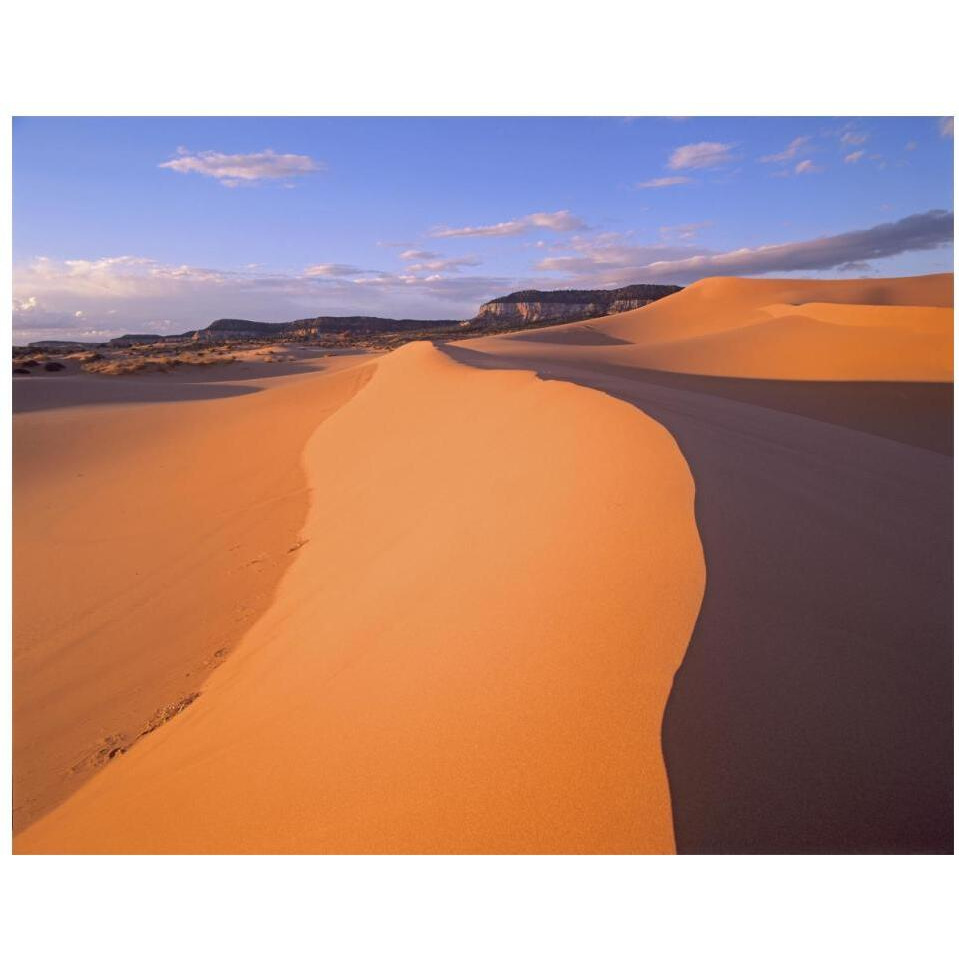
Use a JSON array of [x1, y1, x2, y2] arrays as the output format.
[[16, 343, 705, 854]]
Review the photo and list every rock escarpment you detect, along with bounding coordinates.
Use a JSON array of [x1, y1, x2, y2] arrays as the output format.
[[108, 334, 166, 346], [194, 316, 450, 342], [471, 284, 682, 327]]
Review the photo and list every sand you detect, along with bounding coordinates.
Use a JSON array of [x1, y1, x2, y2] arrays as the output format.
[[13, 273, 953, 855], [485, 273, 954, 382], [440, 272, 954, 853], [15, 343, 704, 854], [13, 353, 374, 832], [445, 345, 953, 853]]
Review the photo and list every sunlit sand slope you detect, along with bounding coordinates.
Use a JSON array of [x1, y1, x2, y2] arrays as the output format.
[[13, 356, 374, 833], [16, 343, 704, 854], [494, 273, 954, 381]]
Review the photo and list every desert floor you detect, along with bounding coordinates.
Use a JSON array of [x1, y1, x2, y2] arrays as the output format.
[[13, 275, 954, 854]]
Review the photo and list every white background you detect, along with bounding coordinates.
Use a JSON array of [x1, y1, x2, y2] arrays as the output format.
[[1, 2, 955, 957]]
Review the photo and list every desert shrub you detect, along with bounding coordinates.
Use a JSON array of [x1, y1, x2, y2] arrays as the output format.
[[172, 352, 236, 367], [82, 357, 150, 375], [82, 351, 235, 375]]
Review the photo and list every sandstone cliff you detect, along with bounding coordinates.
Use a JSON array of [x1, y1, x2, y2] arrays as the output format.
[[471, 284, 682, 327]]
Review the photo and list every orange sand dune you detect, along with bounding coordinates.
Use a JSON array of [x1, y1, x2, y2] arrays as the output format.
[[757, 302, 950, 331], [497, 273, 954, 381], [13, 354, 374, 832], [619, 312, 952, 381], [597, 272, 955, 342], [15, 343, 704, 854]]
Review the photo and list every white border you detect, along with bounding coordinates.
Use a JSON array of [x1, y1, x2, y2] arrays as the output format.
[[2, 1, 956, 957]]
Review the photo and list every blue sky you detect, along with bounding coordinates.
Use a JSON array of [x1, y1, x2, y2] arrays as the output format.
[[12, 116, 954, 341]]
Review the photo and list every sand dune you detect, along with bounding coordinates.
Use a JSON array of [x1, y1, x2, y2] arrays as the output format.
[[489, 273, 954, 381], [445, 342, 953, 853], [757, 301, 950, 331], [620, 312, 952, 381], [13, 354, 374, 832], [15, 343, 704, 854]]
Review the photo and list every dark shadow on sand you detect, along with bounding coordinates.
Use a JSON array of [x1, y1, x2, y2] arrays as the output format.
[[443, 343, 954, 854], [12, 376, 262, 413], [602, 367, 954, 456], [9, 357, 352, 413], [508, 326, 632, 347]]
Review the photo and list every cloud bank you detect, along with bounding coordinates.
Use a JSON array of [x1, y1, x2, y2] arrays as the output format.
[[535, 210, 953, 285], [159, 148, 324, 186], [13, 211, 952, 343]]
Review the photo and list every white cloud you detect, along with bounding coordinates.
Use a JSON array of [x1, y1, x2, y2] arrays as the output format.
[[759, 136, 811, 163], [431, 210, 585, 238], [667, 141, 736, 170], [373, 249, 482, 273], [636, 176, 693, 189], [159, 148, 323, 186], [843, 150, 865, 164], [939, 117, 954, 138], [403, 255, 481, 273], [13, 295, 38, 312], [840, 131, 869, 147], [660, 221, 712, 242], [795, 159, 824, 175], [303, 263, 378, 277]]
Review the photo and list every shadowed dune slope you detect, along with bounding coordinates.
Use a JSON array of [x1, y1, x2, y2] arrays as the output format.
[[16, 343, 704, 854], [446, 345, 953, 854], [487, 273, 954, 381], [13, 355, 375, 833]]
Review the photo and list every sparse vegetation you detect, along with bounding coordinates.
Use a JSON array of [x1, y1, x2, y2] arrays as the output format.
[[80, 351, 238, 375]]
